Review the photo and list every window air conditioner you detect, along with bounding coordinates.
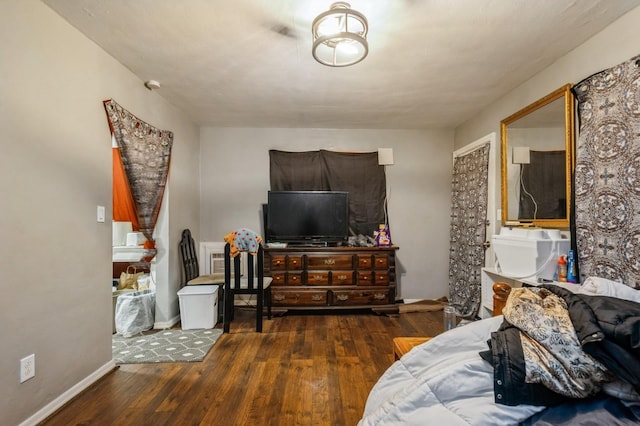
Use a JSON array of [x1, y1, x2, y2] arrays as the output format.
[[199, 242, 247, 277]]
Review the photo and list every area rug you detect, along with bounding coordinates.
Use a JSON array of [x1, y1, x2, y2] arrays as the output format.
[[112, 328, 223, 364]]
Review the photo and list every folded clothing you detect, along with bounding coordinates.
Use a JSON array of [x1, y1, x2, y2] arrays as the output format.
[[224, 228, 262, 257]]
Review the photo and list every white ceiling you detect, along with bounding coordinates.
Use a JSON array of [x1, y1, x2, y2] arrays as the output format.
[[44, 0, 640, 129]]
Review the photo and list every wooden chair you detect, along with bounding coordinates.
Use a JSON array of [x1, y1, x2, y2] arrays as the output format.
[[223, 242, 272, 333], [179, 229, 224, 286]]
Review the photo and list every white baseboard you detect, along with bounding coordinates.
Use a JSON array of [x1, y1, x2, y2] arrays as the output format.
[[154, 314, 180, 329], [19, 360, 116, 426]]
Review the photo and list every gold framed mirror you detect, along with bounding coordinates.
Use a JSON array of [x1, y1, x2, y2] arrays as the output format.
[[500, 84, 575, 228]]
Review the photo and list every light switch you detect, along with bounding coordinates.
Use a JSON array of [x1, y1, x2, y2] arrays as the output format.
[[97, 205, 105, 223]]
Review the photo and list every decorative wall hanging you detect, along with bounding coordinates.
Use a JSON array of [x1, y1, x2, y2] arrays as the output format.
[[573, 53, 640, 289], [448, 143, 490, 317], [104, 99, 173, 252]]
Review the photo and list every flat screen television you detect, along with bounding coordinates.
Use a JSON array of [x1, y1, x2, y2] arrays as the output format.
[[266, 191, 349, 245]]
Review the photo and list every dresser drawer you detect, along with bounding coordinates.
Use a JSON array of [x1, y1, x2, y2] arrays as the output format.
[[271, 290, 328, 306], [270, 255, 287, 270], [307, 271, 330, 285], [307, 255, 353, 269], [374, 271, 389, 285], [287, 255, 304, 270], [373, 255, 389, 269], [287, 272, 303, 285], [332, 290, 390, 305], [270, 272, 303, 285], [357, 254, 373, 269], [332, 270, 355, 285], [271, 272, 286, 286], [357, 271, 374, 285]]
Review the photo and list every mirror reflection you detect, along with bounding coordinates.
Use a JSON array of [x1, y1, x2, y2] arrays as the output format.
[[500, 84, 574, 228]]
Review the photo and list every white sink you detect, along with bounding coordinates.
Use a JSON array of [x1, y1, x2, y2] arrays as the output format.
[[112, 246, 146, 262]]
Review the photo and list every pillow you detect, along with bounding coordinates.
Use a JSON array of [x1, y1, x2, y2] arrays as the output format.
[[576, 276, 640, 303]]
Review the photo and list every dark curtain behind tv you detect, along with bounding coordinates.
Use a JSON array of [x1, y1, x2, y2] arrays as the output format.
[[518, 150, 566, 219], [269, 150, 386, 237]]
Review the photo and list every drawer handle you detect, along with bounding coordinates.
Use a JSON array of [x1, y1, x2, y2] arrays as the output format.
[[291, 260, 298, 265], [337, 274, 347, 280], [337, 294, 349, 301], [377, 275, 386, 280], [273, 294, 285, 301], [275, 260, 282, 266], [361, 259, 369, 264], [374, 293, 386, 300], [376, 259, 385, 264], [361, 275, 369, 280], [311, 294, 323, 301], [291, 276, 299, 282], [324, 259, 335, 265]]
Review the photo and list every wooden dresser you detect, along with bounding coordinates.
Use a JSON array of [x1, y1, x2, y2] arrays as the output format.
[[264, 246, 399, 315]]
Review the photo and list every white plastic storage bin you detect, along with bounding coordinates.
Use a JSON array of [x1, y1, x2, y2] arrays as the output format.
[[177, 285, 219, 330]]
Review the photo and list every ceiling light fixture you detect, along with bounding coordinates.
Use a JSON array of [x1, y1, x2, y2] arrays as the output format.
[[312, 2, 368, 67]]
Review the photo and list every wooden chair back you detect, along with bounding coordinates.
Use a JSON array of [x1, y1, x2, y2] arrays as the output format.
[[179, 229, 199, 284], [223, 242, 269, 333]]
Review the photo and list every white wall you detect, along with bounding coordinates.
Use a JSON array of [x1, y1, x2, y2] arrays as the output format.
[[454, 5, 640, 226], [0, 1, 200, 425], [199, 128, 454, 300]]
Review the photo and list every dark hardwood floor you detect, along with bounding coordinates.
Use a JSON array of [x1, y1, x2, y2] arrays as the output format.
[[41, 307, 446, 426]]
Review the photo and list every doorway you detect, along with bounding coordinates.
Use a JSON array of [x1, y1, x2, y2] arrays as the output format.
[[448, 133, 496, 318]]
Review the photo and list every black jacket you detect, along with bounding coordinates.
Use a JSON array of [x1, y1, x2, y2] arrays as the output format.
[[544, 285, 640, 392], [480, 284, 640, 406]]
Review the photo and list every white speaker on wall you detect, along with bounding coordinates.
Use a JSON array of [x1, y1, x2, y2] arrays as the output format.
[[378, 148, 394, 166], [512, 146, 531, 164]]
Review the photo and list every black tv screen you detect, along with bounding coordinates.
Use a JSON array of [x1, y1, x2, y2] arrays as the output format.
[[266, 191, 349, 244]]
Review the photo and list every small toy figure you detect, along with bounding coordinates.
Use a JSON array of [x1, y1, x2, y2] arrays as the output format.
[[375, 224, 392, 247]]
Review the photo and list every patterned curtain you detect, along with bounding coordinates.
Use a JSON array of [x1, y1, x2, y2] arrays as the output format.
[[103, 100, 173, 251], [572, 54, 640, 289], [448, 144, 490, 318]]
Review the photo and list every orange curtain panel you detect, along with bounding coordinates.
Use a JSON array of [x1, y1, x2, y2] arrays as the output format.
[[112, 147, 140, 230]]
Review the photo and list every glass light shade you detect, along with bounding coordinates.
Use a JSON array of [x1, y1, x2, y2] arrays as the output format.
[[312, 2, 368, 67]]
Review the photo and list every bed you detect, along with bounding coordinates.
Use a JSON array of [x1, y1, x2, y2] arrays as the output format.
[[359, 277, 640, 425]]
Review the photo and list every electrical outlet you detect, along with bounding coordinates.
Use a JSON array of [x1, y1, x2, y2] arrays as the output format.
[[20, 354, 35, 383]]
